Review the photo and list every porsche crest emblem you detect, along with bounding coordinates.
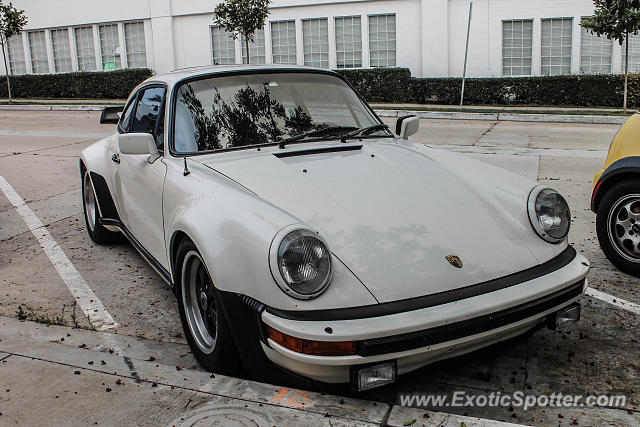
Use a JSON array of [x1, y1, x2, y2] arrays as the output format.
[[445, 255, 463, 268]]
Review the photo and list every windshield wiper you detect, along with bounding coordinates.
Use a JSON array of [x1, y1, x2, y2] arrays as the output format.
[[340, 124, 390, 143], [278, 125, 357, 149]]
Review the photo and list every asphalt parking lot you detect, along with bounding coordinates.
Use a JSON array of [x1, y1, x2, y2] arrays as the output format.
[[0, 110, 638, 425]]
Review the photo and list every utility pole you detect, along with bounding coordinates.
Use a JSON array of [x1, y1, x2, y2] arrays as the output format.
[[460, 1, 473, 107]]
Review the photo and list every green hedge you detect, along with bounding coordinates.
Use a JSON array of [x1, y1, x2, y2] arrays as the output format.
[[1, 67, 633, 107], [0, 68, 153, 99], [337, 68, 632, 108]]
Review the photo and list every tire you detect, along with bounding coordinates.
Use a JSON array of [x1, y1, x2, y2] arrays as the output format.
[[596, 179, 640, 277], [81, 170, 121, 244], [175, 239, 241, 375]]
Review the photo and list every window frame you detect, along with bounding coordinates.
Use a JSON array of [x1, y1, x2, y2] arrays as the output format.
[[540, 17, 573, 76], [50, 28, 73, 73], [74, 26, 97, 72], [270, 20, 297, 65], [28, 30, 49, 74], [210, 25, 237, 65], [368, 13, 397, 68], [335, 15, 363, 69], [302, 17, 329, 68], [98, 23, 121, 70], [123, 21, 147, 68], [501, 19, 533, 77], [241, 29, 266, 64], [118, 83, 168, 153], [7, 33, 27, 75], [167, 69, 390, 158], [579, 16, 613, 74]]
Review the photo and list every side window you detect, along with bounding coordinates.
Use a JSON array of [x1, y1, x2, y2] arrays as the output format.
[[118, 98, 136, 133], [131, 87, 166, 139]]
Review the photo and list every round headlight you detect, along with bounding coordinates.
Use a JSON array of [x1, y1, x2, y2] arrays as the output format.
[[271, 228, 332, 299], [528, 186, 571, 243]]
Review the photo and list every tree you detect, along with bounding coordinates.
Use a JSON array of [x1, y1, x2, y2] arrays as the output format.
[[213, 0, 270, 64], [582, 0, 640, 112], [0, 1, 27, 103]]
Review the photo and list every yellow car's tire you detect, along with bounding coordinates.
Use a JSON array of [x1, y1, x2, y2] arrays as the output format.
[[596, 179, 640, 277]]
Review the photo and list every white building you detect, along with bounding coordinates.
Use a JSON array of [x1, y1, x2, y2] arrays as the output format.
[[1, 0, 638, 78]]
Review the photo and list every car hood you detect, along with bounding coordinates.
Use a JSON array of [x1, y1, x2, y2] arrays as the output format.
[[194, 140, 550, 303]]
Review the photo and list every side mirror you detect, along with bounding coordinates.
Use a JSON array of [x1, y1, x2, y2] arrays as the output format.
[[118, 133, 158, 156], [396, 115, 420, 139], [100, 106, 124, 124]]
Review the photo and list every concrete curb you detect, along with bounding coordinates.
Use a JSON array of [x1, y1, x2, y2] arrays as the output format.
[[374, 109, 627, 124], [0, 316, 520, 426], [0, 104, 628, 124]]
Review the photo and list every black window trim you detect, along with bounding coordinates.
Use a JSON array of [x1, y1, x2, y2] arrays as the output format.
[[118, 82, 169, 153], [167, 68, 391, 158]]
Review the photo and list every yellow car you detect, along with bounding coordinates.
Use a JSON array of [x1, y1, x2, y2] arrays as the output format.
[[592, 113, 640, 277]]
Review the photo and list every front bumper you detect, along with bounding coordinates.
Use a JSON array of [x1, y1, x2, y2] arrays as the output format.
[[260, 248, 589, 384]]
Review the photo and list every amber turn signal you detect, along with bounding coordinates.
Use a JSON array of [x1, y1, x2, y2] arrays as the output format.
[[266, 325, 357, 356]]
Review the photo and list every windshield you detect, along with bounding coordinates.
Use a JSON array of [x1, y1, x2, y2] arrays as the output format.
[[172, 72, 385, 153]]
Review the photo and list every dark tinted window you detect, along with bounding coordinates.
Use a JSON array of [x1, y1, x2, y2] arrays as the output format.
[[132, 87, 165, 135]]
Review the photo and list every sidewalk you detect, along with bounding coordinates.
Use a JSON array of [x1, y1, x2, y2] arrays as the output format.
[[0, 316, 518, 426], [0, 99, 631, 124]]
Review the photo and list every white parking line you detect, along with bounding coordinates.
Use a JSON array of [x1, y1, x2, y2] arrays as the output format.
[[0, 175, 119, 331], [586, 287, 640, 315]]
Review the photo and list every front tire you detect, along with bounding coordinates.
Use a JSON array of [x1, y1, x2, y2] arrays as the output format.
[[81, 170, 120, 244], [596, 179, 640, 277], [175, 240, 241, 375]]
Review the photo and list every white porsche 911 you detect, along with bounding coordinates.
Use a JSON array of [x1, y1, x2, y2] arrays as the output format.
[[81, 65, 589, 391]]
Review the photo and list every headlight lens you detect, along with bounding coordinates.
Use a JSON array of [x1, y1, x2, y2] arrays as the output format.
[[528, 186, 571, 243], [276, 229, 332, 298]]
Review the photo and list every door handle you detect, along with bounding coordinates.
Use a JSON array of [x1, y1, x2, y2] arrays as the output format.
[[111, 153, 120, 164]]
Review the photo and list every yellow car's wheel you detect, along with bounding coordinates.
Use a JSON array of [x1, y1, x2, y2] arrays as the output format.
[[596, 179, 640, 277]]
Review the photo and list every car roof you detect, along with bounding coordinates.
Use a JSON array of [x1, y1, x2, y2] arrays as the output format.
[[145, 64, 336, 87]]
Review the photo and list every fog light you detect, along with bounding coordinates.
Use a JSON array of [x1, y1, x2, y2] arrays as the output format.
[[548, 302, 581, 330], [351, 362, 396, 391]]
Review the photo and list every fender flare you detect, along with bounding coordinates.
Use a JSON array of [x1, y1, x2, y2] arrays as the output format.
[[79, 159, 121, 222], [592, 156, 640, 213]]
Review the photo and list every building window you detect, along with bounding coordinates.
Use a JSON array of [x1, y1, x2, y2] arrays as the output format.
[[211, 25, 236, 65], [50, 28, 73, 73], [335, 16, 362, 69], [7, 34, 26, 75], [369, 14, 396, 67], [241, 29, 266, 64], [502, 20, 532, 76], [98, 24, 121, 70], [271, 20, 296, 64], [541, 18, 573, 75], [28, 30, 49, 74], [124, 22, 147, 68], [580, 19, 612, 74], [302, 18, 329, 68], [74, 26, 96, 71], [622, 34, 640, 73]]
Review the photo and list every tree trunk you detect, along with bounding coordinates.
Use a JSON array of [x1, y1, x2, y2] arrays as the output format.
[[624, 31, 629, 113], [245, 37, 250, 64], [1, 41, 12, 103]]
